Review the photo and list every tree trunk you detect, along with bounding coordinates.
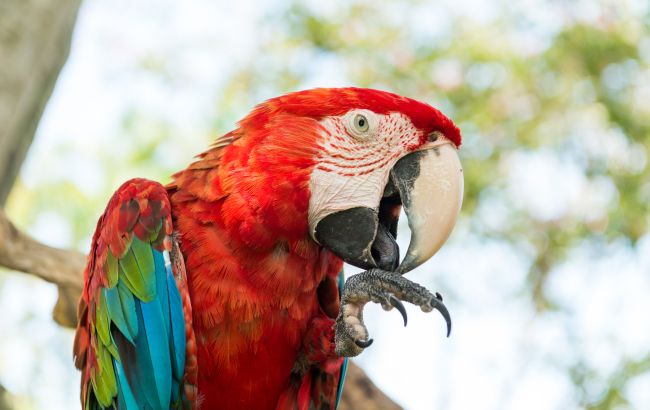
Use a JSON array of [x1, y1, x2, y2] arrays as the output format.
[[0, 0, 82, 206]]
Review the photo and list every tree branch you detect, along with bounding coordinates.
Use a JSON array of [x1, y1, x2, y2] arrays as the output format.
[[0, 209, 85, 289], [0, 209, 84, 326], [337, 363, 402, 410], [0, 209, 402, 408]]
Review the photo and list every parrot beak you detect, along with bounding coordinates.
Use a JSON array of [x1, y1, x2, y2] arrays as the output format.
[[314, 138, 463, 273], [392, 141, 464, 273]]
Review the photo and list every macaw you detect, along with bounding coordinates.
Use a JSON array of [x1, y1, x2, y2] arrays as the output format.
[[73, 87, 463, 410]]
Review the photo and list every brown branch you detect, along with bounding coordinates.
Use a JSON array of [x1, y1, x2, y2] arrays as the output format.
[[0, 209, 85, 326], [0, 209, 402, 408], [0, 209, 85, 289], [338, 363, 402, 410]]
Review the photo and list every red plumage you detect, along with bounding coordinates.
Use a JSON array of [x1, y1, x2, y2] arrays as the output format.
[[168, 104, 344, 409], [75, 87, 461, 409]]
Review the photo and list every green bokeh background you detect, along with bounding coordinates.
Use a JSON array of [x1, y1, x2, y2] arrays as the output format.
[[2, 0, 649, 408]]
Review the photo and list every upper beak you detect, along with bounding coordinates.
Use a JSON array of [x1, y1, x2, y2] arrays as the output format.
[[314, 140, 463, 273], [392, 142, 464, 273]]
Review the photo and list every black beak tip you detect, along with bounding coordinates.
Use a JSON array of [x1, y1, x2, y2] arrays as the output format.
[[354, 338, 374, 348]]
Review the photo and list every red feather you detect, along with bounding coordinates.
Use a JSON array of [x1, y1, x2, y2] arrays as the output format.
[[78, 87, 460, 409]]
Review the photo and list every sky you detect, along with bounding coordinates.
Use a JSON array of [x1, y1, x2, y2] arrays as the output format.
[[1, 0, 650, 409]]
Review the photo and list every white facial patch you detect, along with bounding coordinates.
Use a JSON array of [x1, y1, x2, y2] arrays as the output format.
[[307, 110, 421, 239]]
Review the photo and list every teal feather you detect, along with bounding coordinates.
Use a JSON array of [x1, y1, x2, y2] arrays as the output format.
[[126, 301, 160, 408], [171, 379, 180, 408], [164, 253, 186, 378], [110, 245, 187, 409], [114, 360, 138, 410], [335, 269, 348, 409], [83, 183, 189, 409], [104, 287, 133, 344], [139, 254, 173, 408], [336, 358, 349, 407], [153, 250, 171, 337], [117, 281, 138, 342]]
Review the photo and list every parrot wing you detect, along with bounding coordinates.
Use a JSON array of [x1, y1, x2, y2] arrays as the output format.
[[73, 178, 196, 409]]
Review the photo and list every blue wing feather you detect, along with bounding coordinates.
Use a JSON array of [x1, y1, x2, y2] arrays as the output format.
[[117, 280, 139, 341], [112, 249, 186, 409], [74, 180, 189, 409], [335, 269, 349, 408], [114, 360, 138, 410], [140, 257, 173, 408], [104, 287, 133, 344], [119, 301, 160, 408], [165, 253, 187, 379]]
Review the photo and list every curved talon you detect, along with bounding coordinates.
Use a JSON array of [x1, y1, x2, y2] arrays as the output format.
[[354, 338, 374, 348], [336, 270, 453, 357], [388, 294, 408, 326], [432, 297, 452, 337]]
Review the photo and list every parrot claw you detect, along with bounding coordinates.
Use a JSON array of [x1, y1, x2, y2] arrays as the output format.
[[334, 269, 452, 357], [388, 294, 408, 327], [429, 291, 451, 336]]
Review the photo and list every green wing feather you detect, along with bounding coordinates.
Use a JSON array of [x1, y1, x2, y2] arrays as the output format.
[[73, 179, 190, 409]]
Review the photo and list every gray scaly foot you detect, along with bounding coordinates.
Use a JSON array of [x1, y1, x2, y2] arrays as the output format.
[[335, 269, 451, 357]]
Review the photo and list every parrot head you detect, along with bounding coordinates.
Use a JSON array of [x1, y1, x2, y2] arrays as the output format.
[[230, 87, 463, 273]]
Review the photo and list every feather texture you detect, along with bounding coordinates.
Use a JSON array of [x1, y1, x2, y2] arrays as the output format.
[[169, 108, 347, 409], [75, 88, 461, 409], [73, 179, 196, 409]]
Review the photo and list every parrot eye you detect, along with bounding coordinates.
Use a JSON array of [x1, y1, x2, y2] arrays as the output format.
[[353, 114, 369, 133], [343, 109, 376, 140]]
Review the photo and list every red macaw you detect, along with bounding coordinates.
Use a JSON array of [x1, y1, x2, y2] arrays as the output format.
[[73, 87, 463, 409]]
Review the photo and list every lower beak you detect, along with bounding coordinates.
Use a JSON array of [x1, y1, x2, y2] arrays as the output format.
[[313, 142, 463, 272]]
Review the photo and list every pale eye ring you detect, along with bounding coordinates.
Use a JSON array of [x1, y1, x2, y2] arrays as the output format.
[[353, 114, 370, 133]]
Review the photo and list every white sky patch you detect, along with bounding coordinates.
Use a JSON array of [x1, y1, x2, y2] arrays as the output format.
[[626, 372, 650, 408], [301, 53, 350, 89], [28, 212, 74, 249], [0, 276, 78, 409], [546, 239, 650, 380], [506, 149, 592, 221]]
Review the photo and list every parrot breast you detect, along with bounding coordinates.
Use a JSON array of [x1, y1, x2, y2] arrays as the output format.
[[168, 135, 343, 409]]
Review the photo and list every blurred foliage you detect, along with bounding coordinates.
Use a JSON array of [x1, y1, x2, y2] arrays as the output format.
[[4, 0, 650, 408]]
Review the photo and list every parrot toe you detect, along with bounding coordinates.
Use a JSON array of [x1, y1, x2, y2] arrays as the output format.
[[334, 269, 452, 357]]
